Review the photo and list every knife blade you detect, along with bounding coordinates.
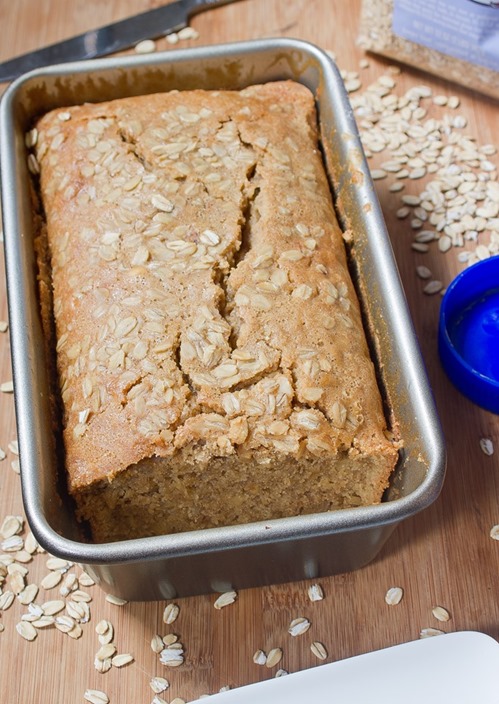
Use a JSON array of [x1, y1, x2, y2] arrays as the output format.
[[0, 0, 242, 83]]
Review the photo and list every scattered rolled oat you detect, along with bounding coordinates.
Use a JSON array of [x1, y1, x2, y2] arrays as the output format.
[[159, 643, 184, 667], [385, 586, 404, 605], [419, 627, 445, 638], [489, 525, 499, 540], [396, 206, 410, 218], [213, 590, 237, 609], [96, 643, 116, 661], [105, 594, 127, 606], [94, 657, 112, 674], [25, 603, 43, 619], [46, 556, 70, 571], [170, 698, 186, 704], [96, 619, 114, 645], [433, 95, 448, 107], [67, 599, 89, 622], [10, 570, 26, 595], [14, 549, 31, 563], [0, 321, 8, 332], [54, 615, 76, 633], [71, 589, 92, 603], [134, 39, 156, 54], [307, 583, 324, 602], [0, 535, 24, 552], [24, 128, 37, 148], [265, 647, 283, 668], [163, 633, 178, 646], [411, 242, 429, 253], [480, 438, 494, 456], [8, 439, 19, 457], [78, 571, 96, 587], [24, 532, 39, 555], [382, 160, 403, 173], [253, 649, 267, 665], [275, 669, 288, 677], [67, 623, 83, 639], [437, 235, 451, 253], [409, 167, 426, 180], [18, 583, 39, 605], [83, 690, 109, 704], [401, 195, 421, 206], [0, 515, 23, 539], [0, 381, 14, 393], [416, 265, 432, 279], [288, 617, 311, 636], [42, 599, 65, 615], [177, 26, 199, 40], [150, 677, 169, 694], [345, 77, 362, 93], [0, 592, 14, 612], [310, 641, 328, 660], [16, 620, 37, 641], [111, 653, 134, 668], [27, 153, 39, 175], [165, 32, 179, 44], [423, 280, 443, 295], [163, 602, 180, 624], [95, 620, 109, 636], [151, 634, 164, 653], [432, 606, 451, 622], [0, 591, 15, 612], [32, 615, 55, 628], [414, 230, 435, 243], [60, 572, 78, 597]]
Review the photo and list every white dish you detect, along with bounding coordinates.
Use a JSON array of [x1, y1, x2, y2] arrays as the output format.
[[191, 631, 499, 704]]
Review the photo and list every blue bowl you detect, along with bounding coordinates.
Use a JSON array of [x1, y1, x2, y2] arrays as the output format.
[[439, 257, 499, 414]]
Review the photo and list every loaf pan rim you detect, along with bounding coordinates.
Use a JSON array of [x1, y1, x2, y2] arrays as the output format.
[[0, 37, 446, 567]]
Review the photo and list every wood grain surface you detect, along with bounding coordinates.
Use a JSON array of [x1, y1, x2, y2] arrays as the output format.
[[1, 1, 498, 702]]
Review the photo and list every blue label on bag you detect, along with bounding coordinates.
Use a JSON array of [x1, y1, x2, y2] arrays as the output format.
[[392, 0, 499, 72]]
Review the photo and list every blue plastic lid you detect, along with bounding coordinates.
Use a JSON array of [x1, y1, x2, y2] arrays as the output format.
[[439, 257, 499, 414]]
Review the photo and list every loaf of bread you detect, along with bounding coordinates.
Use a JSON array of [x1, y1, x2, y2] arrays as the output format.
[[33, 81, 398, 542]]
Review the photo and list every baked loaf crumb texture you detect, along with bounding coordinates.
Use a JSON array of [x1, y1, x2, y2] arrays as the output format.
[[34, 81, 398, 542]]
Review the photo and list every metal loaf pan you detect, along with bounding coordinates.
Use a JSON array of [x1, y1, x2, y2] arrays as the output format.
[[0, 38, 446, 600]]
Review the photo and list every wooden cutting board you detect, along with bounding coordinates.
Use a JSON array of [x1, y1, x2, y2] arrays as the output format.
[[0, 1, 498, 702]]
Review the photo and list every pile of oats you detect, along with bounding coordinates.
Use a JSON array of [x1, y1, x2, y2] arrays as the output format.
[[134, 26, 200, 54], [348, 70, 498, 295]]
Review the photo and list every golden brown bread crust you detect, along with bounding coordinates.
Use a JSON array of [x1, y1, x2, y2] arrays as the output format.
[[33, 81, 398, 541]]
